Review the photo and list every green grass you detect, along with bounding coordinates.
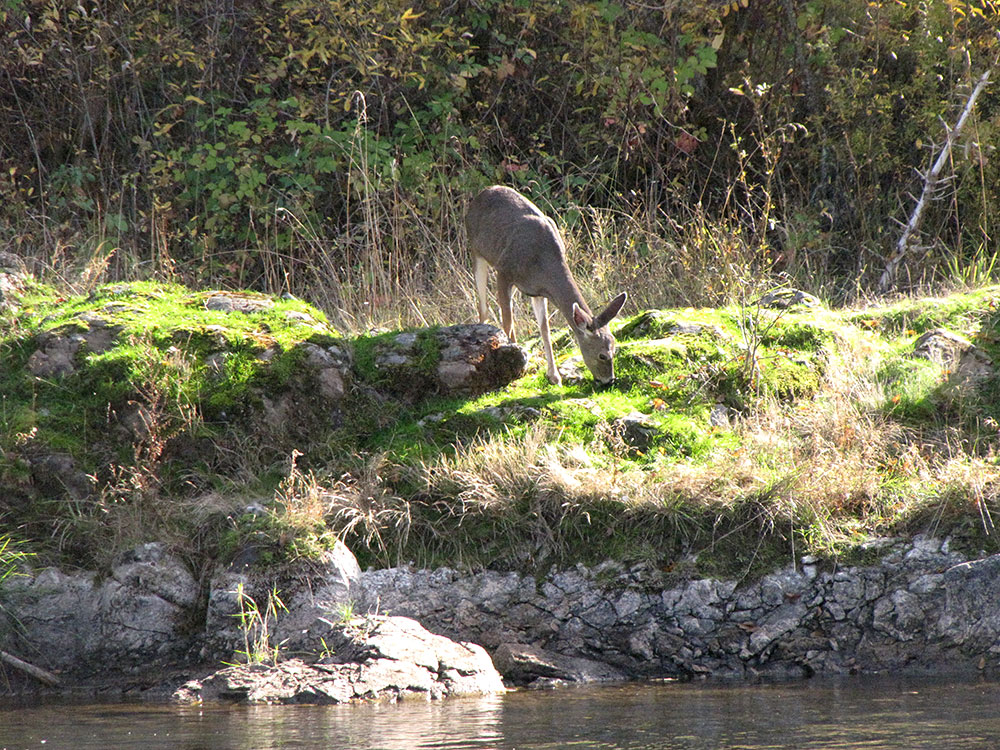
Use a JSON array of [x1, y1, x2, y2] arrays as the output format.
[[3, 279, 1000, 582]]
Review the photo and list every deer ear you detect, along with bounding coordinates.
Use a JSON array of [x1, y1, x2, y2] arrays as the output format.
[[592, 292, 627, 329], [572, 303, 591, 331]]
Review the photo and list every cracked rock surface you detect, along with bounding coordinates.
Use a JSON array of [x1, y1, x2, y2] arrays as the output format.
[[173, 616, 504, 704]]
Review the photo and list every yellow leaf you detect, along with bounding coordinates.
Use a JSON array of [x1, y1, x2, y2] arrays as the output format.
[[401, 7, 423, 22], [712, 32, 725, 50], [184, 95, 206, 105]]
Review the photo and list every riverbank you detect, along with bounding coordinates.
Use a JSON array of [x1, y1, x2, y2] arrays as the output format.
[[2, 272, 1000, 699], [5, 534, 1000, 703]]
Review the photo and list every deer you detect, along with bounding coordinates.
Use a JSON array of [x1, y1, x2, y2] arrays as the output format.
[[466, 185, 627, 386]]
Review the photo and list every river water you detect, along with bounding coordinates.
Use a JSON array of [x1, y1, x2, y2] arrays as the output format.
[[2, 676, 999, 749]]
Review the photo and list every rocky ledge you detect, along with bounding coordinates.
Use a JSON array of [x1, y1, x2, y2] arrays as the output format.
[[363, 535, 1000, 681], [174, 615, 504, 704], [5, 535, 1000, 701]]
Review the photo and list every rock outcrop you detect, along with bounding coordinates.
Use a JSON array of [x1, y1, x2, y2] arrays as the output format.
[[366, 323, 526, 399], [8, 536, 1000, 698], [491, 643, 627, 686], [912, 327, 993, 389], [357, 536, 1000, 680], [174, 616, 505, 704], [1, 542, 199, 674]]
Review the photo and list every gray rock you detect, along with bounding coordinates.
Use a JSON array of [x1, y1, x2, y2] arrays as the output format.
[[203, 540, 362, 659], [297, 342, 352, 402], [352, 539, 1000, 679], [368, 323, 526, 399], [612, 412, 659, 455], [757, 289, 821, 309], [0, 251, 27, 274], [112, 542, 200, 609], [492, 643, 627, 685], [0, 256, 30, 308], [1, 544, 198, 674], [12, 535, 1000, 689], [26, 332, 82, 377], [175, 615, 504, 704], [912, 328, 993, 387], [29, 453, 95, 502], [710, 403, 732, 428], [26, 316, 122, 377], [204, 294, 274, 313]]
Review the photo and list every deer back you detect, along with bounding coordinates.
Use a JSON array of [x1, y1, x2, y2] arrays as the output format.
[[466, 186, 578, 304]]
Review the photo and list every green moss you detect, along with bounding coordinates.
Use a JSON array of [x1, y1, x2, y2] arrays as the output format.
[[0, 280, 346, 497], [848, 285, 1000, 338], [759, 317, 835, 351], [6, 279, 1000, 581], [877, 356, 943, 421]]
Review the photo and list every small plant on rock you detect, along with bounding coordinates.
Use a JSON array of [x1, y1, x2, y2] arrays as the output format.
[[231, 583, 288, 667]]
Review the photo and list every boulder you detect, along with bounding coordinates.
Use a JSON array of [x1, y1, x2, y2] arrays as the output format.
[[0, 252, 28, 307], [29, 453, 95, 502], [295, 341, 353, 402], [368, 323, 526, 399], [204, 293, 274, 313], [174, 615, 505, 704], [202, 540, 362, 659], [492, 643, 627, 686], [26, 316, 122, 378], [611, 412, 659, 456], [912, 328, 993, 386], [0, 542, 199, 675], [757, 288, 821, 309]]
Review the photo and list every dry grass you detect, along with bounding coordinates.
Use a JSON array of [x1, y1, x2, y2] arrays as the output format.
[[259, 323, 1000, 571]]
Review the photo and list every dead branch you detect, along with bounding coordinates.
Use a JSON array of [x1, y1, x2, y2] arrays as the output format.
[[0, 649, 62, 687], [878, 68, 992, 292]]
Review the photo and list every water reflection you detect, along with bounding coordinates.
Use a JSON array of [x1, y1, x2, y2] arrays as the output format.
[[2, 676, 1000, 750]]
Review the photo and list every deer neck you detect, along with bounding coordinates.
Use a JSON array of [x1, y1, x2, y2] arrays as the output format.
[[548, 269, 591, 328]]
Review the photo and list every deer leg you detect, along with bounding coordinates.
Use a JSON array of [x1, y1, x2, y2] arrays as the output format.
[[474, 255, 490, 323], [497, 272, 515, 343], [532, 296, 561, 385]]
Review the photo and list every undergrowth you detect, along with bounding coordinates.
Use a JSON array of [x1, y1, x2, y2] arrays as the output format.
[[2, 269, 1000, 584], [242, 285, 1000, 580]]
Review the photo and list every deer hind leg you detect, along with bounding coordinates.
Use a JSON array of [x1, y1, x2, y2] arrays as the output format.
[[496, 272, 516, 343], [474, 255, 490, 323], [532, 295, 561, 385]]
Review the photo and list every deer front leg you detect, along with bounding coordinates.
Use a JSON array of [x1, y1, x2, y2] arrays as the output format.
[[496, 272, 516, 343], [474, 254, 490, 323], [532, 296, 561, 385]]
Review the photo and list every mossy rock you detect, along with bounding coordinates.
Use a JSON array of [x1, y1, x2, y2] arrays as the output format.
[[1, 281, 350, 499]]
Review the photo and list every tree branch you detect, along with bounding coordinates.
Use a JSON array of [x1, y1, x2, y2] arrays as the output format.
[[878, 67, 992, 292], [0, 650, 62, 687]]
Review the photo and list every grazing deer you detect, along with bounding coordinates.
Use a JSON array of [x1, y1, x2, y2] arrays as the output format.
[[466, 185, 627, 385]]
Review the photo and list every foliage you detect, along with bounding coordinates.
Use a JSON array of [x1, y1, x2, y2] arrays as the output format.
[[230, 583, 288, 666], [2, 0, 997, 317]]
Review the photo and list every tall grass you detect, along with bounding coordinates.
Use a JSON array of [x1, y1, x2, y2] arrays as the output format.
[[231, 583, 288, 667]]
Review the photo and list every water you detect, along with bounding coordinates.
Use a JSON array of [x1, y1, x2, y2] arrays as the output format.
[[2, 676, 1000, 749]]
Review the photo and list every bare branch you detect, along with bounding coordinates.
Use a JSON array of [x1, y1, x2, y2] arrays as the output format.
[[879, 68, 992, 292], [0, 650, 62, 687]]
